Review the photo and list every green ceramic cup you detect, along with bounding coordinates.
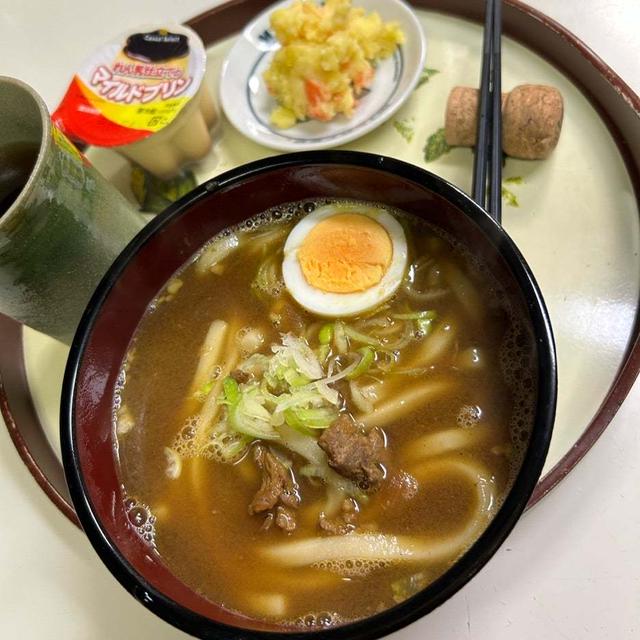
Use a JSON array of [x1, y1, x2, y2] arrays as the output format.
[[0, 76, 145, 343]]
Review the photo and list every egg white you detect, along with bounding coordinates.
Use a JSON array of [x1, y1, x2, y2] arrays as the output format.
[[282, 203, 408, 317]]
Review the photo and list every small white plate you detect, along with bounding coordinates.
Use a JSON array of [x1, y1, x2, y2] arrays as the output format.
[[219, 0, 427, 151]]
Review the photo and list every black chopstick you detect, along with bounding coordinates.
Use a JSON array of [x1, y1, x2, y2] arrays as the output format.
[[489, 0, 502, 219], [471, 0, 502, 224], [471, 0, 494, 208]]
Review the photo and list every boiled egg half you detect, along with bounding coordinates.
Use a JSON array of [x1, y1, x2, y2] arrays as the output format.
[[282, 202, 408, 317]]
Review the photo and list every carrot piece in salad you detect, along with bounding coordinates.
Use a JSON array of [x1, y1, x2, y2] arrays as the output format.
[[305, 80, 333, 121]]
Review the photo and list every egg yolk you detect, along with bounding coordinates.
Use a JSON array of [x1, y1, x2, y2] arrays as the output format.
[[297, 213, 393, 293]]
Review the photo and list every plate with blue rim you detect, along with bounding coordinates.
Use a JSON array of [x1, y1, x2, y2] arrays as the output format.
[[219, 0, 427, 151]]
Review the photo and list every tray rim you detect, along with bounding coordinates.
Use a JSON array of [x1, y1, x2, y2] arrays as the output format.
[[1, 0, 639, 527]]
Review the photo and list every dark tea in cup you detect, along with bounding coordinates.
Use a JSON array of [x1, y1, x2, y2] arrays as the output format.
[[0, 142, 39, 217]]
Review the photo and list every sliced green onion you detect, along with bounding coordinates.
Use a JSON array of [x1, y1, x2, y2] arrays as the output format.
[[347, 346, 376, 379], [283, 409, 316, 435], [283, 368, 312, 388], [391, 310, 437, 321], [294, 407, 337, 428], [222, 376, 240, 405], [316, 344, 330, 362], [203, 428, 249, 463], [283, 406, 337, 431], [333, 321, 348, 354], [229, 404, 279, 440], [251, 254, 281, 298], [343, 325, 383, 347], [391, 310, 437, 337], [386, 367, 431, 376], [318, 323, 334, 345]]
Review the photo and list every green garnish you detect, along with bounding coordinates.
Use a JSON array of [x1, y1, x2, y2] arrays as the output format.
[[501, 177, 523, 207], [393, 118, 415, 143], [317, 344, 330, 362], [501, 186, 519, 207], [391, 310, 437, 321], [283, 368, 312, 388], [392, 310, 437, 335], [284, 408, 314, 434], [423, 128, 451, 162], [347, 346, 375, 380], [285, 406, 338, 429], [416, 67, 440, 89], [222, 375, 279, 440], [343, 325, 383, 348], [205, 428, 250, 463], [130, 164, 197, 214], [252, 254, 281, 298], [318, 323, 334, 345], [222, 376, 240, 405]]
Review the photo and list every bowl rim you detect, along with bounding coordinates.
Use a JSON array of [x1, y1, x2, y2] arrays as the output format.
[[61, 150, 557, 640]]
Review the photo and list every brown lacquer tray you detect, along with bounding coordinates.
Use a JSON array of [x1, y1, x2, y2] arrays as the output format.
[[1, 0, 639, 528]]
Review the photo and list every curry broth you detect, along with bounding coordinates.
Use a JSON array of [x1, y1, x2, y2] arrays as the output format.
[[116, 202, 534, 626]]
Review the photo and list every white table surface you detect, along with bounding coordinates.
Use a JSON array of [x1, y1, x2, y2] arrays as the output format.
[[1, 1, 639, 638]]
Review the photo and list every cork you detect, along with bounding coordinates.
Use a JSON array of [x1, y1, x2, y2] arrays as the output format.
[[444, 84, 564, 160]]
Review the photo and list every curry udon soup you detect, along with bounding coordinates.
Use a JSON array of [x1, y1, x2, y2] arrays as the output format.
[[115, 199, 536, 628]]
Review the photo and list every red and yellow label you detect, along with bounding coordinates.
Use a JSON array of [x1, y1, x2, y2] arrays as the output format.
[[52, 26, 206, 147]]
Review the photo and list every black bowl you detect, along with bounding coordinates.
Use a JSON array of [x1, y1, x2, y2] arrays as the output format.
[[61, 150, 556, 639]]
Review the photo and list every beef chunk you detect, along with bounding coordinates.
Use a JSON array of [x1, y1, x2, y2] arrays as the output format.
[[249, 444, 300, 515], [317, 415, 385, 490]]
